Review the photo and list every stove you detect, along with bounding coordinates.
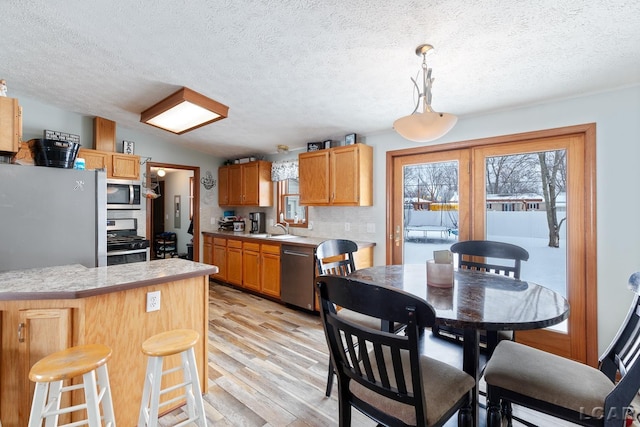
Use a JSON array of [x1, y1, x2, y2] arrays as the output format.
[[106, 218, 149, 265]]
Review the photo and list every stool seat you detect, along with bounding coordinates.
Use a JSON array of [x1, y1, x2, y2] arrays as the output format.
[[141, 328, 199, 357], [29, 343, 112, 383], [28, 344, 115, 427]]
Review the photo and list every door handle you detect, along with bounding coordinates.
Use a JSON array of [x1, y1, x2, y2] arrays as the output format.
[[394, 225, 401, 247]]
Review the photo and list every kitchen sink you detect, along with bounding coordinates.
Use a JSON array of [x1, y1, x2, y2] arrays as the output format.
[[268, 234, 298, 240], [250, 233, 270, 238]]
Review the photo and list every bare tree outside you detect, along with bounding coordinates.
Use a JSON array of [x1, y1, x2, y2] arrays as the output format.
[[538, 150, 567, 248]]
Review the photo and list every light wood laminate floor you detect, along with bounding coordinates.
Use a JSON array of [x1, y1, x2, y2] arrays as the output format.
[[158, 282, 578, 426]]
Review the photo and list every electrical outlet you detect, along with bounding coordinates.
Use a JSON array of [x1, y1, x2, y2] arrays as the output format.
[[308, 221, 314, 230], [344, 222, 350, 231], [146, 290, 161, 312]]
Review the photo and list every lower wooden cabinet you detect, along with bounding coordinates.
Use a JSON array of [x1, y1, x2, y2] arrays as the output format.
[[212, 238, 227, 281], [204, 234, 282, 299], [242, 242, 261, 292], [227, 239, 243, 286], [18, 308, 73, 425], [261, 244, 281, 298]]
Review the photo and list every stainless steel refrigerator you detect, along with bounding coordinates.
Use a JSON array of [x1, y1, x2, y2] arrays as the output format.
[[0, 164, 107, 272]]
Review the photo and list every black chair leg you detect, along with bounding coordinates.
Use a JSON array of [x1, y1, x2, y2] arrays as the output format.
[[502, 400, 513, 427], [458, 404, 473, 427], [486, 397, 502, 427], [325, 362, 334, 397]]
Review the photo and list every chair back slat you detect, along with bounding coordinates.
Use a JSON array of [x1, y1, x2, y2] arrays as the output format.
[[451, 240, 529, 279], [316, 239, 358, 276]]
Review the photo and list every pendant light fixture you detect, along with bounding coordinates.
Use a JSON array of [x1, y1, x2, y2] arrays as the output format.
[[393, 44, 457, 142]]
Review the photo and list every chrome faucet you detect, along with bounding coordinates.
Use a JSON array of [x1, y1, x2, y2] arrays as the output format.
[[274, 222, 289, 234]]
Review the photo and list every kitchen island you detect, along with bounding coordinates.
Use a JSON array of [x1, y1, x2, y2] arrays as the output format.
[[0, 258, 217, 426]]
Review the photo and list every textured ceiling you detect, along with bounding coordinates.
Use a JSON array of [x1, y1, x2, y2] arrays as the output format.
[[1, 1, 639, 158]]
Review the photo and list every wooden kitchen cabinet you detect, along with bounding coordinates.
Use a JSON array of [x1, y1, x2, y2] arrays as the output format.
[[78, 148, 140, 180], [203, 234, 213, 265], [242, 242, 261, 292], [218, 166, 229, 206], [219, 161, 272, 207], [1, 305, 74, 426], [111, 153, 139, 179], [0, 96, 22, 154], [261, 244, 281, 298], [79, 148, 109, 172], [93, 116, 116, 152], [212, 238, 227, 281], [226, 239, 243, 286], [299, 144, 373, 206]]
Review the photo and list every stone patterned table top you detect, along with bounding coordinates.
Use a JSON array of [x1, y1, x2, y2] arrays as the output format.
[[349, 264, 569, 330], [0, 258, 218, 300]]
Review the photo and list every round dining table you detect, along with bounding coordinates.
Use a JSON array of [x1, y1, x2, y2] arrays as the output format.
[[349, 264, 570, 427]]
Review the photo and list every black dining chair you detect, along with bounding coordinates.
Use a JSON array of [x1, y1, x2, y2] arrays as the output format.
[[484, 271, 640, 427], [316, 275, 475, 427], [432, 240, 530, 357], [316, 239, 399, 397]]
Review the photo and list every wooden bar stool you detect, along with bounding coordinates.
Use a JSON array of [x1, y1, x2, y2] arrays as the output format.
[[28, 343, 116, 427], [138, 329, 207, 427]]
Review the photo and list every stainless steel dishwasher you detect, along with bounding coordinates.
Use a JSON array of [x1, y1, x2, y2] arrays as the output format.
[[280, 245, 316, 311]]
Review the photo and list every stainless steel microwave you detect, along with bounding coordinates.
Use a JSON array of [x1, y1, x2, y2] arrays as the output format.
[[106, 179, 142, 209]]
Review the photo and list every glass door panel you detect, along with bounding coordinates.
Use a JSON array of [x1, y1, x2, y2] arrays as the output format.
[[483, 151, 568, 333]]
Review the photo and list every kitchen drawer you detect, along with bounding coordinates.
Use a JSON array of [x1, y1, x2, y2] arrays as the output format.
[[261, 244, 280, 255], [213, 238, 227, 246], [227, 239, 242, 249], [243, 242, 260, 252]]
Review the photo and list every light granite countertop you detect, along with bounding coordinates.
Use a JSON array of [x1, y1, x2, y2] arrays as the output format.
[[0, 258, 218, 300]]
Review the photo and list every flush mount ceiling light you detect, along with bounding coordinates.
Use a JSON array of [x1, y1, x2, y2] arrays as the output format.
[[277, 144, 289, 154], [140, 87, 229, 135], [393, 44, 457, 143], [156, 168, 166, 177]]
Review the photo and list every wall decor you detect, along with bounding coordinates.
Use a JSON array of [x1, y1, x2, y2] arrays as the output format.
[[44, 129, 80, 144], [345, 133, 356, 145], [307, 142, 323, 152], [123, 140, 135, 154], [323, 140, 332, 149], [201, 170, 216, 189]]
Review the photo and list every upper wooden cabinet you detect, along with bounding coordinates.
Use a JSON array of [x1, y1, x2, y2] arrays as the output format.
[[93, 117, 116, 152], [218, 166, 230, 206], [0, 96, 22, 154], [219, 160, 272, 207], [299, 144, 373, 206], [78, 148, 140, 180]]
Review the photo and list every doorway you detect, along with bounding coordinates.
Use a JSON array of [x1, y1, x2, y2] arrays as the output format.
[[146, 162, 200, 262], [387, 124, 597, 366]]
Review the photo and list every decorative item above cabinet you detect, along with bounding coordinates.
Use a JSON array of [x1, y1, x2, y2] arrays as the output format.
[[218, 160, 272, 207], [299, 144, 372, 206]]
